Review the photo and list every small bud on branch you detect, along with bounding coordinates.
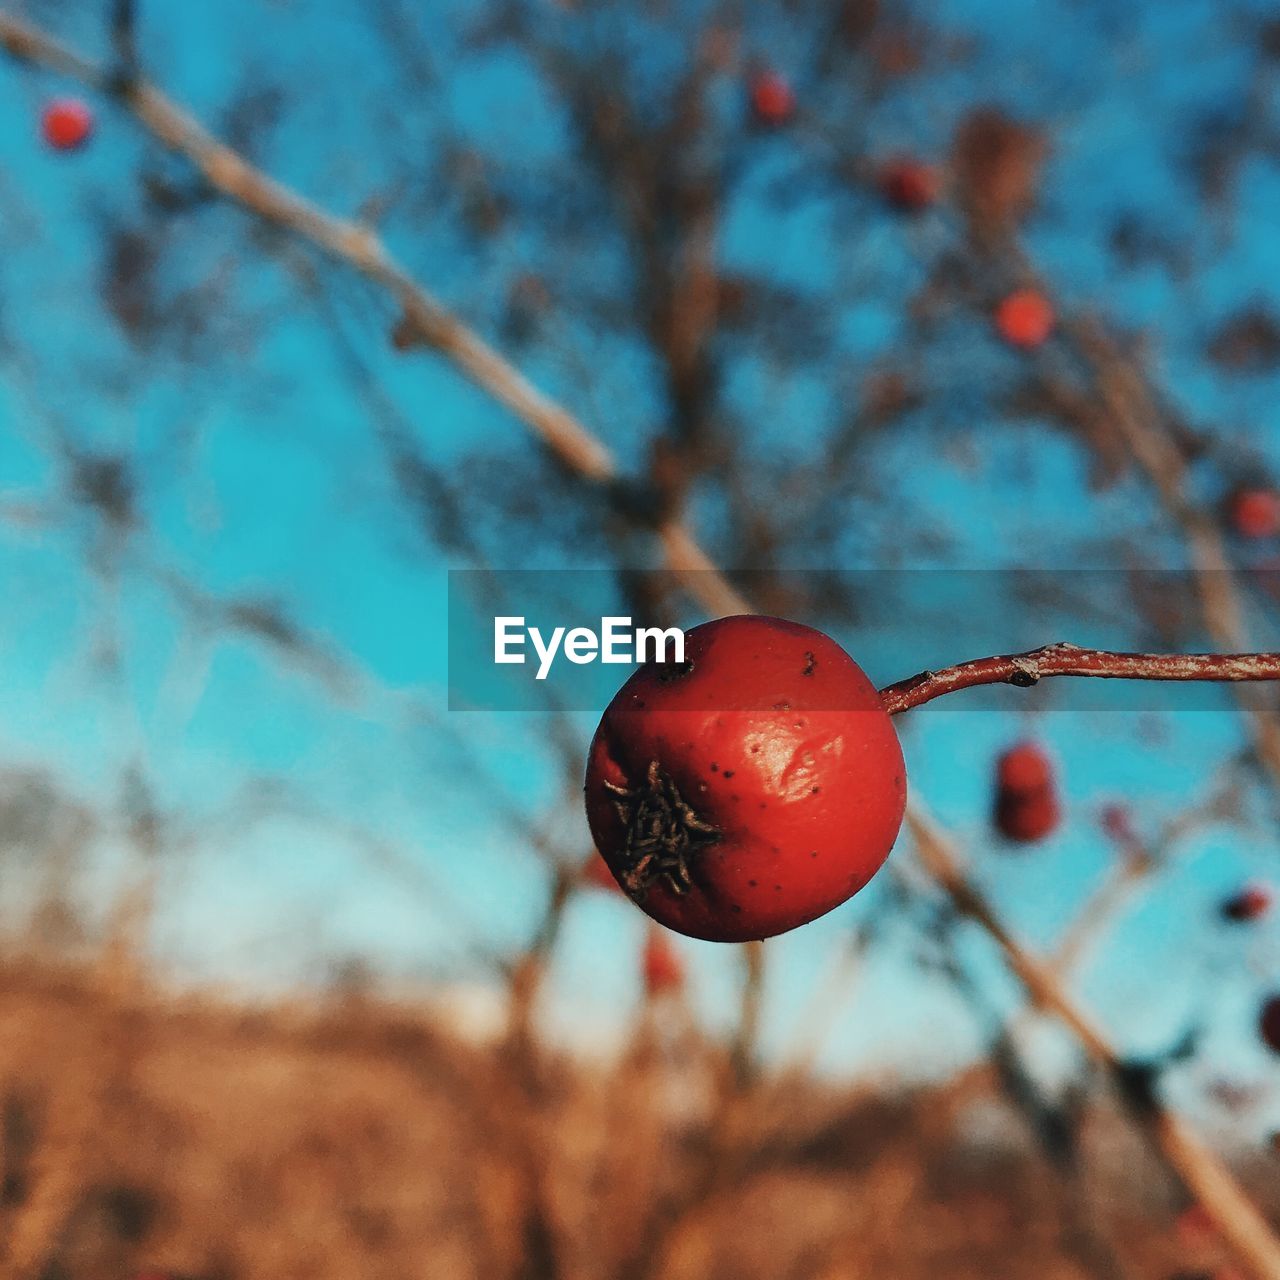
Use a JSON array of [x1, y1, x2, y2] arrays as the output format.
[[879, 641, 1280, 715]]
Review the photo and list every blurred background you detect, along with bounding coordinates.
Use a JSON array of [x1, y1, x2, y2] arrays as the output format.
[[1, 1, 1280, 1276]]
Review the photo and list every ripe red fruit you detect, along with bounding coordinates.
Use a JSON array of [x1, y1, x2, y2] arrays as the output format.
[[1221, 881, 1271, 923], [584, 615, 907, 943], [996, 741, 1053, 793], [642, 927, 685, 996], [1260, 994, 1280, 1054], [994, 788, 1060, 843], [1227, 487, 1280, 540], [993, 741, 1059, 844], [748, 70, 795, 128], [880, 158, 941, 212], [994, 288, 1054, 349], [41, 98, 94, 152]]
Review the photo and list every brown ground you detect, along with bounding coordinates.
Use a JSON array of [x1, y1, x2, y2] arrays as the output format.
[[0, 958, 1272, 1280]]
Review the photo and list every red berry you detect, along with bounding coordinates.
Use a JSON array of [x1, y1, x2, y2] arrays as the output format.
[[1221, 882, 1271, 923], [1260, 994, 1280, 1054], [993, 742, 1058, 843], [1175, 1202, 1217, 1247], [584, 615, 907, 943], [642, 928, 685, 996], [994, 787, 1060, 843], [1227, 487, 1280, 540], [581, 851, 624, 894], [994, 288, 1054, 349], [41, 98, 94, 152], [880, 158, 941, 212], [748, 70, 795, 128], [996, 741, 1054, 794]]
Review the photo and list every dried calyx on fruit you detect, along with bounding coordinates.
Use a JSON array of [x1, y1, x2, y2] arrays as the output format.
[[585, 615, 906, 943], [993, 740, 1059, 844]]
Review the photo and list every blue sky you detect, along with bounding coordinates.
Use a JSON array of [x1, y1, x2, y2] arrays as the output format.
[[0, 0, 1279, 1132]]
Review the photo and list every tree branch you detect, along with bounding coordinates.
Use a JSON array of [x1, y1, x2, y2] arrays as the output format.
[[0, 9, 753, 621], [880, 641, 1280, 715], [109, 0, 138, 81], [907, 806, 1280, 1280]]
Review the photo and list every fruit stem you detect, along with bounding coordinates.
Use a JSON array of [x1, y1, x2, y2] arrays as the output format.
[[879, 641, 1280, 715]]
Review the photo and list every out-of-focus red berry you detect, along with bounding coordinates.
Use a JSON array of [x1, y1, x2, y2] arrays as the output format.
[[41, 98, 94, 152], [1227, 487, 1280, 540], [748, 70, 795, 128], [1220, 882, 1271, 923], [880, 158, 941, 212], [993, 742, 1059, 844], [581, 851, 624, 894], [642, 928, 685, 997], [1260, 993, 1280, 1054], [995, 788, 1060, 843], [994, 288, 1054, 349], [996, 741, 1054, 794], [1175, 1202, 1217, 1247]]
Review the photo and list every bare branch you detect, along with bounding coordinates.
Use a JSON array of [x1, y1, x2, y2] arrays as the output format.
[[109, 0, 138, 80], [907, 805, 1280, 1280], [0, 11, 757, 620], [880, 641, 1280, 715]]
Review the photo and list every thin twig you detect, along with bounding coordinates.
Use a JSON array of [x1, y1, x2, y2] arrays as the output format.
[[109, 0, 138, 80], [880, 641, 1280, 715], [0, 17, 588, 485], [908, 806, 1280, 1280], [1047, 757, 1243, 984], [1042, 271, 1280, 782], [0, 11, 756, 621]]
